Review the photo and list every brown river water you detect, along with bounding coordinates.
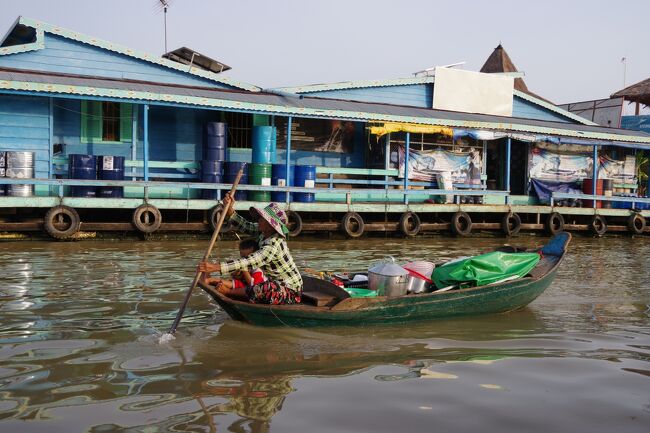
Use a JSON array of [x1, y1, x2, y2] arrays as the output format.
[[1, 235, 649, 433]]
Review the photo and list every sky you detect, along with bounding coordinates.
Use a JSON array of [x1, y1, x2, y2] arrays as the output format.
[[1, 0, 649, 109]]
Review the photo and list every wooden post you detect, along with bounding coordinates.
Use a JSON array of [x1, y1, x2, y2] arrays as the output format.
[[143, 104, 149, 182], [505, 137, 511, 205], [404, 132, 410, 205], [285, 116, 292, 203]]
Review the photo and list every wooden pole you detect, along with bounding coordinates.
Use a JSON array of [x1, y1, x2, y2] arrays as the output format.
[[168, 167, 244, 334]]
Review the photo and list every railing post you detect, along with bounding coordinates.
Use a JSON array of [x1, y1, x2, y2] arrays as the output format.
[[285, 116, 292, 204], [385, 133, 391, 192], [592, 144, 598, 208], [404, 132, 410, 205], [505, 137, 511, 205], [143, 104, 150, 182], [132, 105, 138, 181]]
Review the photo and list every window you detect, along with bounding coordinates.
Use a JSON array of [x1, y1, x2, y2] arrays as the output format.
[[81, 101, 133, 143]]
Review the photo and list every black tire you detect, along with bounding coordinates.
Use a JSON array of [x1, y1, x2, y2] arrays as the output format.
[[589, 215, 607, 236], [44, 205, 81, 239], [545, 212, 564, 235], [501, 212, 522, 236], [209, 204, 232, 233], [399, 212, 421, 237], [341, 212, 365, 238], [286, 210, 303, 237], [627, 213, 646, 235], [451, 211, 472, 236], [132, 204, 162, 233]]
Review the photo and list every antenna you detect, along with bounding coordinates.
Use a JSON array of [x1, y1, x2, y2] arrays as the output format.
[[156, 0, 172, 53], [621, 57, 627, 88]]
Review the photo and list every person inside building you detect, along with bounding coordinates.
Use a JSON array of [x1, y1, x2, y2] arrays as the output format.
[[198, 195, 303, 304]]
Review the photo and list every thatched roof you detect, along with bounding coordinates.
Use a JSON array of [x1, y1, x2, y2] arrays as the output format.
[[480, 44, 552, 103], [480, 44, 530, 93], [611, 78, 650, 106]]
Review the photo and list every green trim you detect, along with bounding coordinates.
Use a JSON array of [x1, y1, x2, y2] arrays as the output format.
[[316, 167, 399, 176], [0, 28, 45, 55], [14, 17, 260, 92], [2, 79, 649, 146]]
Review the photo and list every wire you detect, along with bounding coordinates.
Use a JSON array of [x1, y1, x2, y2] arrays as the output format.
[[53, 102, 135, 120]]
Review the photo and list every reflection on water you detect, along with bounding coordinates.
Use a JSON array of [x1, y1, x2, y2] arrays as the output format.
[[0, 236, 649, 432]]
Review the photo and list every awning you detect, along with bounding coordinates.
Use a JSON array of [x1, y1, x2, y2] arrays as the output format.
[[369, 122, 453, 138]]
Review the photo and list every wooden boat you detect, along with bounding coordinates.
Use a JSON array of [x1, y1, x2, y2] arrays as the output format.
[[199, 233, 571, 327]]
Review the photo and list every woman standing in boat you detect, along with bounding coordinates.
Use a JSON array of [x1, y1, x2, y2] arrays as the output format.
[[198, 195, 303, 304]]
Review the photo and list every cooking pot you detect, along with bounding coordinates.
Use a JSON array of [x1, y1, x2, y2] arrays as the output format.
[[368, 261, 409, 297], [406, 275, 431, 294]]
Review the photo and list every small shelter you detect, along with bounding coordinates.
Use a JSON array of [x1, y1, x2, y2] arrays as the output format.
[[611, 78, 650, 115]]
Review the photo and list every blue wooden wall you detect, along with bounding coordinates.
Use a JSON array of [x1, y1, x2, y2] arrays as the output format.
[[0, 94, 50, 195], [300, 84, 433, 108], [512, 96, 571, 123], [0, 34, 233, 89]]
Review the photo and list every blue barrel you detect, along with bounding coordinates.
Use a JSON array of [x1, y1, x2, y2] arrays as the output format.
[[252, 126, 276, 164], [69, 154, 97, 197], [224, 161, 248, 201], [97, 155, 125, 198], [294, 165, 316, 203], [205, 122, 227, 161], [271, 164, 294, 202], [201, 160, 224, 200]]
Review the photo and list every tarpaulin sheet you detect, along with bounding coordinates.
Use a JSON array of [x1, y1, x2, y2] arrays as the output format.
[[369, 122, 453, 138], [432, 251, 540, 289], [530, 178, 581, 204]]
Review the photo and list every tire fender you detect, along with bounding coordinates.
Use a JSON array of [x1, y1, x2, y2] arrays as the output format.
[[399, 212, 421, 237], [286, 210, 303, 238], [132, 204, 162, 234], [589, 214, 607, 236], [627, 213, 645, 235], [341, 212, 365, 238], [501, 212, 522, 236], [545, 212, 564, 235], [44, 205, 81, 240], [209, 204, 232, 233], [451, 211, 472, 236]]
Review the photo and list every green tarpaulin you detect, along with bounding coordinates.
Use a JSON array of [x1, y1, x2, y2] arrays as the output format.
[[432, 251, 540, 289]]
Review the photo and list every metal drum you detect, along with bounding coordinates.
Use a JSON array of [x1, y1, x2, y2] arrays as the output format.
[[224, 161, 248, 200], [271, 164, 294, 202], [201, 160, 224, 200], [97, 155, 125, 198], [69, 154, 97, 197], [249, 163, 272, 202], [205, 122, 227, 161], [6, 151, 35, 197], [294, 165, 316, 203], [251, 126, 277, 164]]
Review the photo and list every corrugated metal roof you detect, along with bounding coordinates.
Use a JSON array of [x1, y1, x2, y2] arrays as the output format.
[[3, 17, 260, 92], [1, 68, 649, 146], [277, 77, 435, 93]]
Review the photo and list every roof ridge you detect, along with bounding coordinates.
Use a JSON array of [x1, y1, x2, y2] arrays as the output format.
[[12, 16, 261, 92]]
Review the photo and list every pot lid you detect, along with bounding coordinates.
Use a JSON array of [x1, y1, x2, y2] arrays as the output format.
[[369, 261, 409, 276]]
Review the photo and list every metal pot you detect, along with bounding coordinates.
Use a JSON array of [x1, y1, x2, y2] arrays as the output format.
[[368, 262, 409, 297], [406, 275, 431, 294]]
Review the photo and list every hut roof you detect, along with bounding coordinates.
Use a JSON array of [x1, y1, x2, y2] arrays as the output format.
[[611, 77, 650, 106], [479, 44, 551, 103]]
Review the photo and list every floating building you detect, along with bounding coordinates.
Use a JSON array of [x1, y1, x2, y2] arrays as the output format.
[[0, 17, 649, 239]]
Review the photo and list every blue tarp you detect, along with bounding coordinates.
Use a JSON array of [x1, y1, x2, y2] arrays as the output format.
[[530, 178, 581, 205]]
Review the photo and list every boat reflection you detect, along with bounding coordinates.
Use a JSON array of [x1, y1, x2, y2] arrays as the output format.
[[180, 309, 548, 432]]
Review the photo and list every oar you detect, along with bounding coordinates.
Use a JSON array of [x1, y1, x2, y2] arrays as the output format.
[[167, 167, 244, 335]]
